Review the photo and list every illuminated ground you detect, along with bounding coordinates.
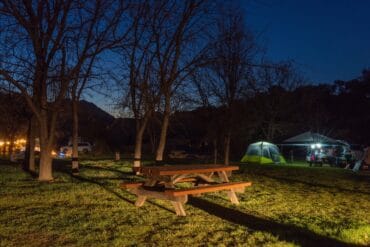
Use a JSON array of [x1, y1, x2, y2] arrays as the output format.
[[0, 159, 369, 246]]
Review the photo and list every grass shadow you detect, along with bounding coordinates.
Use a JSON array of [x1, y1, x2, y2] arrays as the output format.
[[53, 160, 174, 215], [188, 197, 359, 247], [70, 174, 174, 214], [70, 174, 136, 205], [82, 165, 134, 177]]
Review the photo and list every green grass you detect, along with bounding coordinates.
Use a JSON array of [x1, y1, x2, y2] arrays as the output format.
[[0, 159, 369, 246]]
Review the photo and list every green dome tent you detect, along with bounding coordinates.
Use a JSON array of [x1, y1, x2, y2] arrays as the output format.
[[241, 141, 286, 164]]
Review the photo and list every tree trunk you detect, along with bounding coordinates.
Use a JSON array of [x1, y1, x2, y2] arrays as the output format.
[[8, 134, 14, 158], [155, 97, 171, 162], [1, 142, 5, 156], [224, 131, 231, 165], [29, 117, 36, 172], [23, 121, 30, 170], [148, 126, 157, 154], [71, 98, 79, 175], [39, 147, 52, 181], [213, 138, 218, 164], [115, 152, 120, 161], [133, 127, 145, 169], [23, 118, 35, 171], [133, 115, 150, 172], [38, 114, 53, 181], [28, 139, 36, 172]]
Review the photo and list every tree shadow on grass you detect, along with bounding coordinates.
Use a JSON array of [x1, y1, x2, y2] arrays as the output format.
[[53, 159, 134, 176], [53, 161, 174, 214], [188, 197, 359, 247], [69, 174, 174, 214], [82, 165, 134, 177], [66, 173, 135, 204]]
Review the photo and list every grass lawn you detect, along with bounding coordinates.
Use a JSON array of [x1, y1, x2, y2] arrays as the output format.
[[0, 158, 369, 246]]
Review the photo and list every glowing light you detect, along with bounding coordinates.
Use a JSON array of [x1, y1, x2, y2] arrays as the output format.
[[316, 143, 322, 148], [15, 139, 26, 144], [0, 141, 4, 146], [310, 144, 315, 149], [51, 150, 57, 156], [6, 141, 10, 145]]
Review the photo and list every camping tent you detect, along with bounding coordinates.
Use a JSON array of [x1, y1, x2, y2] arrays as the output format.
[[281, 131, 351, 165], [241, 141, 286, 164], [282, 131, 340, 146]]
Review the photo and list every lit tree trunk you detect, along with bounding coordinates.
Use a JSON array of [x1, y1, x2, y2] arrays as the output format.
[[115, 152, 120, 161], [133, 115, 150, 171], [133, 126, 145, 170], [71, 97, 79, 175], [156, 96, 171, 162], [38, 107, 58, 181], [39, 148, 52, 181], [38, 113, 53, 181], [224, 131, 231, 165]]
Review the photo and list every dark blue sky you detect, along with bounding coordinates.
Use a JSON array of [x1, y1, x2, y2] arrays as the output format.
[[242, 0, 370, 83]]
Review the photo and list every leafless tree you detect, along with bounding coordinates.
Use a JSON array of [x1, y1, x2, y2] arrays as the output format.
[[0, 0, 129, 181], [151, 0, 211, 163], [207, 7, 258, 165], [254, 62, 304, 141], [115, 1, 161, 170], [116, 0, 212, 168], [67, 0, 130, 175]]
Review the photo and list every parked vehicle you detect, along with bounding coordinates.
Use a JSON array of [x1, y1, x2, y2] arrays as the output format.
[[168, 150, 189, 159], [60, 142, 92, 156], [306, 148, 327, 166]]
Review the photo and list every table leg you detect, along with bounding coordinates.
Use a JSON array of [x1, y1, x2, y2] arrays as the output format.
[[217, 171, 230, 182], [218, 171, 239, 204], [164, 180, 176, 189], [144, 179, 157, 187], [135, 195, 147, 207], [171, 201, 186, 216], [227, 190, 239, 204]]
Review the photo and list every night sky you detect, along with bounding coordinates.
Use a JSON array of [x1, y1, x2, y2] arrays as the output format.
[[89, 0, 370, 113], [242, 0, 370, 83]]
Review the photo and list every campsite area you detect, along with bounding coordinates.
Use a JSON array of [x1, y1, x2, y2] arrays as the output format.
[[1, 158, 369, 247], [1, 1, 370, 246]]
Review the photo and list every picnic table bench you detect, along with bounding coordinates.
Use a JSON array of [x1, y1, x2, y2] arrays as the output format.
[[120, 164, 252, 216]]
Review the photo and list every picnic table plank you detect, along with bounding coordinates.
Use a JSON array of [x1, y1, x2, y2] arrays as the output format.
[[164, 181, 252, 197], [140, 164, 239, 176]]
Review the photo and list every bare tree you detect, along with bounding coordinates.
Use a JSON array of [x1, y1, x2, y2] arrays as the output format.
[[0, 0, 129, 181], [254, 62, 304, 141], [116, 0, 212, 168], [67, 0, 130, 175], [207, 8, 258, 165], [115, 1, 160, 171], [69, 58, 95, 174], [152, 0, 211, 163]]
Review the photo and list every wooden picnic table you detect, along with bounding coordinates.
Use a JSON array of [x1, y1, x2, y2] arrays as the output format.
[[121, 164, 251, 216], [140, 164, 239, 186]]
